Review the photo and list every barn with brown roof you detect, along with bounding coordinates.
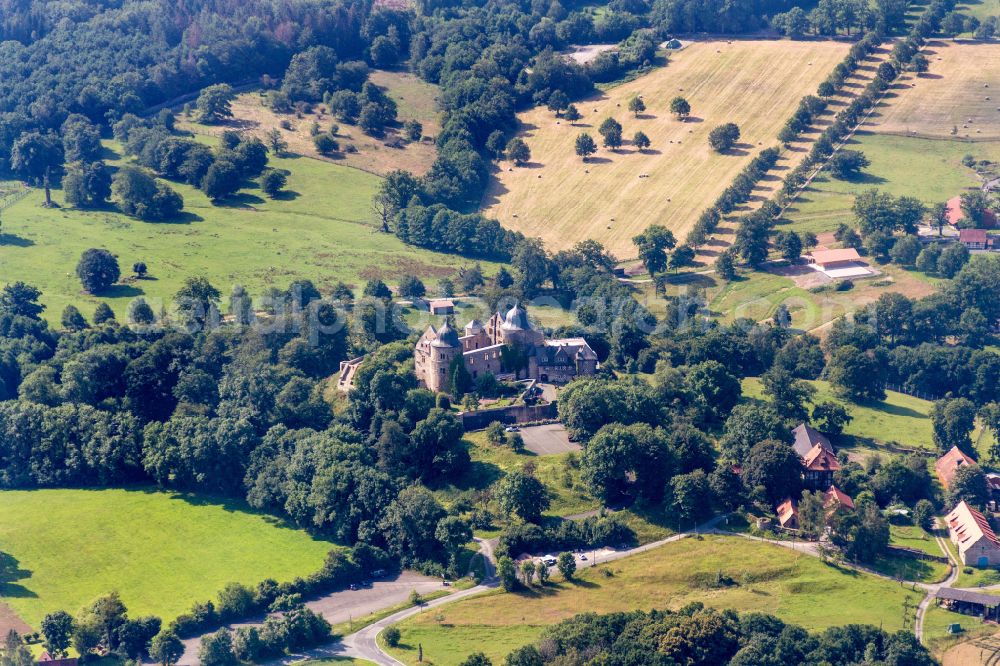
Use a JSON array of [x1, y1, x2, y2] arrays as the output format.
[[935, 446, 977, 490]]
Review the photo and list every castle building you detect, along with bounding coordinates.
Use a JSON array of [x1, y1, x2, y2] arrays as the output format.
[[414, 303, 598, 393]]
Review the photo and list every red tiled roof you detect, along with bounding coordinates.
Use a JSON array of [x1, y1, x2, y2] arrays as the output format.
[[803, 443, 840, 472], [823, 485, 855, 511], [776, 497, 798, 527], [960, 228, 989, 243], [947, 500, 1000, 549], [935, 446, 977, 489], [946, 195, 964, 226]]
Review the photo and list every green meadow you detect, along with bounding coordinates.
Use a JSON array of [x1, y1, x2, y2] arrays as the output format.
[[741, 377, 936, 451], [782, 132, 1000, 235], [384, 535, 924, 666], [0, 142, 497, 323], [0, 488, 336, 627]]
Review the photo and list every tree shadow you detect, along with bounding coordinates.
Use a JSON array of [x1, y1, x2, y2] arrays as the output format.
[[0, 234, 34, 247], [156, 210, 203, 224], [684, 116, 705, 123], [216, 192, 266, 208], [584, 156, 612, 164], [0, 552, 36, 599], [101, 145, 122, 161], [272, 189, 301, 201], [835, 172, 888, 185], [101, 284, 145, 298]]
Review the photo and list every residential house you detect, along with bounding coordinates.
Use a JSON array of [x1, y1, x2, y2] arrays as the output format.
[[946, 499, 1000, 567], [792, 423, 833, 459], [935, 446, 977, 490], [959, 228, 995, 251], [823, 485, 855, 517], [802, 443, 840, 490], [776, 497, 799, 530]]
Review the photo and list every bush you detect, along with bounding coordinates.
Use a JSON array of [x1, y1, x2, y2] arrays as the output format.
[[112, 167, 183, 221], [383, 626, 401, 647]]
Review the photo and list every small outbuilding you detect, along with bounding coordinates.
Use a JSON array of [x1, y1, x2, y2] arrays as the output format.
[[935, 446, 977, 490], [429, 299, 456, 315], [959, 228, 995, 251], [936, 587, 1000, 621]]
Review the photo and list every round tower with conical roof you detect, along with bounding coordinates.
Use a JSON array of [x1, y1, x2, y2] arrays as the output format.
[[427, 319, 462, 392]]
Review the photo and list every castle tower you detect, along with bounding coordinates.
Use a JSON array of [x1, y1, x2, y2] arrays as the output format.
[[426, 319, 462, 393]]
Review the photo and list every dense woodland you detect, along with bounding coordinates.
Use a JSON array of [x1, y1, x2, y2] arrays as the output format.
[[495, 605, 935, 665]]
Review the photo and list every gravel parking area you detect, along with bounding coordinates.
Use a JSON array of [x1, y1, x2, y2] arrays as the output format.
[[519, 423, 581, 455]]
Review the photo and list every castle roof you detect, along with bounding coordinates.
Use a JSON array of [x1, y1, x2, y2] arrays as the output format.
[[464, 319, 484, 332], [431, 321, 461, 348], [500, 302, 531, 331]]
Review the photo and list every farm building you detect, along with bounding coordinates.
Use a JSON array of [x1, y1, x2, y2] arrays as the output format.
[[935, 446, 977, 490], [946, 195, 997, 228], [429, 299, 456, 315], [935, 587, 1000, 621], [958, 228, 996, 251], [945, 500, 1000, 567], [805, 248, 873, 279], [37, 652, 78, 666]]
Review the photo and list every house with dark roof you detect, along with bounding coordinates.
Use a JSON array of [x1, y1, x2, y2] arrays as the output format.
[[946, 500, 1000, 567], [792, 423, 833, 459], [935, 446, 977, 490]]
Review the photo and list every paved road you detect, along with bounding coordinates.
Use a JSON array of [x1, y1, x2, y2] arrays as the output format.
[[519, 423, 580, 456], [176, 572, 442, 665], [914, 531, 960, 643]]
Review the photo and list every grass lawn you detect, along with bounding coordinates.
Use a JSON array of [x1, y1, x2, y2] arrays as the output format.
[[922, 602, 997, 652], [891, 524, 946, 558], [782, 132, 1000, 236], [741, 377, 936, 451], [438, 432, 674, 544], [0, 139, 497, 323], [483, 39, 849, 258], [384, 535, 924, 666], [436, 430, 598, 519], [0, 488, 336, 628]]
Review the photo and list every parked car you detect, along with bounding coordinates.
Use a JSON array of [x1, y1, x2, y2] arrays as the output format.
[[505, 425, 520, 432]]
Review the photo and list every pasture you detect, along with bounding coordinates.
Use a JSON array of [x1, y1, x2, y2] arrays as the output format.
[[184, 70, 441, 176], [482, 39, 850, 258], [866, 41, 1000, 139], [0, 488, 336, 628], [782, 132, 1000, 235], [0, 142, 494, 322], [741, 377, 937, 451], [384, 535, 923, 666]]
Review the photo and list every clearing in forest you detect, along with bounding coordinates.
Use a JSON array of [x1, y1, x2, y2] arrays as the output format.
[[482, 39, 850, 258], [178, 70, 441, 176], [867, 40, 1000, 139]]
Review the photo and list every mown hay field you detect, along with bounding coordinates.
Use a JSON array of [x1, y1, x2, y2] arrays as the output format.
[[867, 40, 1000, 138], [482, 40, 850, 258]]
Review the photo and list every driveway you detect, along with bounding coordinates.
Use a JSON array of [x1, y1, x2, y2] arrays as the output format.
[[175, 572, 442, 664], [519, 423, 580, 455]]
